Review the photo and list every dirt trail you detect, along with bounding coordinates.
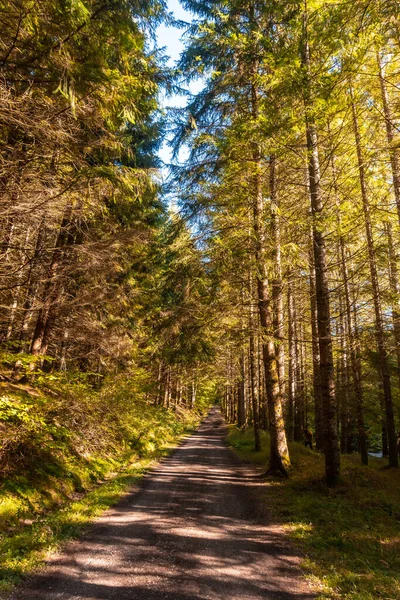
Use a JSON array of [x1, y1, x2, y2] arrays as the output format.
[[9, 408, 315, 599]]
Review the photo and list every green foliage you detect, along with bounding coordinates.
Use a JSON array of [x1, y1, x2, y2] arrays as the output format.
[[228, 427, 400, 600], [150, 216, 216, 366], [0, 0, 170, 379]]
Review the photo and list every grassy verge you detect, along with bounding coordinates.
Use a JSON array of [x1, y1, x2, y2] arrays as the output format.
[[0, 457, 149, 595], [0, 375, 202, 595], [227, 426, 400, 600], [0, 436, 194, 596]]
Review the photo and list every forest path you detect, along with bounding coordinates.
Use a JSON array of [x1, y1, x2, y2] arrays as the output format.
[[9, 408, 315, 600]]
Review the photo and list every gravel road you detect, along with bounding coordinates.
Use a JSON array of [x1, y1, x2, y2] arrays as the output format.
[[9, 408, 315, 599]]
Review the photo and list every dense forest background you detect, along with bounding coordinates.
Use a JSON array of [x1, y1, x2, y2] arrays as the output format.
[[0, 1, 219, 562], [1, 0, 400, 536], [170, 0, 400, 482]]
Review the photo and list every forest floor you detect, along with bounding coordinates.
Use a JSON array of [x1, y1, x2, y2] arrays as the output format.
[[228, 427, 400, 600], [5, 408, 315, 600]]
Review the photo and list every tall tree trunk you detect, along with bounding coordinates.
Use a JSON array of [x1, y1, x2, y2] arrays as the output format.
[[156, 362, 163, 405], [300, 318, 308, 428], [287, 277, 296, 442], [340, 239, 368, 464], [29, 203, 74, 359], [0, 218, 15, 340], [270, 155, 286, 399], [386, 221, 400, 391], [238, 291, 247, 427], [191, 377, 197, 410], [330, 140, 368, 465], [17, 216, 47, 348], [258, 328, 268, 430], [249, 273, 261, 450], [6, 226, 31, 340], [164, 367, 171, 409], [238, 351, 246, 427], [350, 91, 398, 468], [295, 311, 306, 441], [251, 80, 290, 475], [377, 51, 400, 226], [308, 236, 324, 450], [302, 11, 340, 484], [338, 319, 349, 455], [377, 51, 400, 394]]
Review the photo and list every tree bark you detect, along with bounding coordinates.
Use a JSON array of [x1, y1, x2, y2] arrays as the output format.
[[386, 221, 400, 391], [302, 11, 340, 484], [251, 79, 290, 475], [308, 236, 324, 450], [30, 204, 73, 358], [269, 155, 286, 399], [249, 273, 261, 450], [330, 141, 368, 465], [377, 51, 400, 226], [340, 239, 368, 464], [350, 91, 398, 467], [287, 278, 296, 442]]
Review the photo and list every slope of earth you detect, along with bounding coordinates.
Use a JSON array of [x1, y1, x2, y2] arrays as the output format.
[[7, 408, 315, 600]]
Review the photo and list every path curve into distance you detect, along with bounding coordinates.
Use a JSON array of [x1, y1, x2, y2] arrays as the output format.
[[9, 408, 315, 600]]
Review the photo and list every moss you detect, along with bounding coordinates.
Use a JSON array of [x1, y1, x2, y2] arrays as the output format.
[[227, 426, 400, 600]]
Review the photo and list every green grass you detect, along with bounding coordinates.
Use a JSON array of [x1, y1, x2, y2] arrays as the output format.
[[227, 427, 400, 600], [0, 374, 203, 596], [0, 434, 192, 597]]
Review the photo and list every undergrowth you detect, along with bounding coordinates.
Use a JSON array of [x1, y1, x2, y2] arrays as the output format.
[[227, 427, 400, 600], [0, 373, 202, 594]]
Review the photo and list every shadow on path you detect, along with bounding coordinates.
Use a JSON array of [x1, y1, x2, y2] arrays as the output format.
[[9, 408, 315, 600]]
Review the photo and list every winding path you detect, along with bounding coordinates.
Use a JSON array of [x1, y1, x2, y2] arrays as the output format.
[[10, 408, 315, 600]]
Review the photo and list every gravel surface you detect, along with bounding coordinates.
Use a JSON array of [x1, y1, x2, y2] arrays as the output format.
[[9, 408, 315, 599]]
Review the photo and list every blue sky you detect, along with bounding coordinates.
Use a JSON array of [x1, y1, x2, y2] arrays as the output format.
[[156, 0, 203, 169], [157, 0, 191, 67]]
